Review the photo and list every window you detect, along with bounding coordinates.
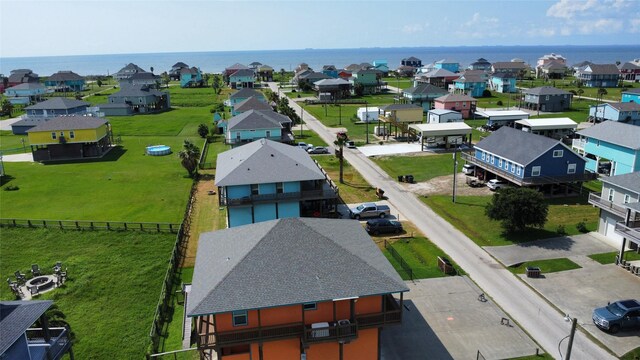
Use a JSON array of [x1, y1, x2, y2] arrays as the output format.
[[516, 167, 521, 175], [69, 131, 75, 139], [51, 132, 57, 140], [490, 155, 494, 164], [567, 163, 576, 174], [60, 131, 64, 138], [303, 302, 317, 311], [498, 158, 503, 167], [276, 182, 283, 194], [545, 95, 549, 101], [481, 152, 485, 160], [608, 188, 614, 201], [553, 150, 563, 158], [232, 311, 248, 326], [251, 184, 259, 195], [265, 130, 271, 138], [532, 166, 541, 176], [510, 164, 515, 173], [624, 194, 630, 204]]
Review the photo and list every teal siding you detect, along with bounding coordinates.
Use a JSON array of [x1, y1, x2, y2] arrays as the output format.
[[229, 207, 253, 227], [583, 139, 639, 175], [259, 183, 276, 194], [254, 203, 276, 223], [227, 185, 251, 199], [284, 181, 300, 193], [278, 201, 300, 218], [622, 93, 640, 103]]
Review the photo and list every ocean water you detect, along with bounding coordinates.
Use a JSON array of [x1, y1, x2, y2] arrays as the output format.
[[1, 45, 639, 76]]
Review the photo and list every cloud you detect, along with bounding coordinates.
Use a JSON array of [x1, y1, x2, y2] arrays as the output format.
[[547, 0, 598, 19], [402, 23, 426, 34], [544, 0, 637, 36], [629, 18, 640, 33]]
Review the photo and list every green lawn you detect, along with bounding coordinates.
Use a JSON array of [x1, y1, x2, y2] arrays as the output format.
[[0, 131, 29, 153], [508, 258, 581, 274], [313, 155, 378, 204], [108, 107, 212, 136], [621, 347, 640, 360], [422, 195, 599, 247], [293, 129, 329, 148], [382, 237, 464, 280], [372, 153, 463, 183], [475, 92, 521, 109], [0, 228, 175, 359], [382, 77, 414, 90], [588, 251, 640, 264], [518, 77, 640, 102], [162, 266, 195, 351]]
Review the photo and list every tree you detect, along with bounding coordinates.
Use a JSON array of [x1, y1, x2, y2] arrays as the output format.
[[161, 73, 170, 89], [334, 133, 348, 183], [264, 88, 278, 104], [178, 140, 201, 178], [150, 66, 154, 74], [212, 74, 221, 94], [597, 88, 608, 101], [1, 98, 14, 116], [279, 68, 286, 84], [197, 123, 209, 138], [576, 88, 584, 100], [96, 78, 103, 87], [353, 82, 365, 97], [203, 73, 210, 87], [485, 187, 548, 233], [35, 304, 76, 341]]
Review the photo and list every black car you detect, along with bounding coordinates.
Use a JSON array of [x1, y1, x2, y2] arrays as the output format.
[[365, 219, 403, 235]]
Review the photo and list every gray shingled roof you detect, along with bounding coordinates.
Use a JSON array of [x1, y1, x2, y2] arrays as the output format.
[[1, 300, 53, 355], [475, 126, 564, 165], [229, 88, 264, 100], [577, 121, 640, 150], [215, 139, 325, 186], [227, 110, 290, 131], [116, 63, 145, 73], [492, 62, 526, 70], [230, 69, 255, 78], [602, 172, 640, 194], [421, 68, 457, 78], [26, 115, 108, 132], [522, 86, 572, 96], [25, 97, 89, 110], [403, 56, 421, 62], [11, 117, 51, 127], [455, 74, 483, 83], [112, 84, 165, 97], [128, 72, 159, 80], [404, 83, 448, 96], [234, 96, 272, 112], [582, 64, 620, 75], [226, 63, 250, 70], [187, 218, 409, 316], [314, 78, 351, 86], [435, 93, 477, 102], [47, 71, 83, 81], [619, 62, 640, 70], [622, 88, 640, 95], [608, 102, 640, 112], [6, 82, 45, 91]]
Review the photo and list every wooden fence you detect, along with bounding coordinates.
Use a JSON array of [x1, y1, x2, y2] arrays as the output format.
[[384, 239, 414, 280], [0, 218, 180, 233]]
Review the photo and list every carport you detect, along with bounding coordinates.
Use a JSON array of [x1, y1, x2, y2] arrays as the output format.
[[475, 110, 530, 127], [409, 122, 472, 150]]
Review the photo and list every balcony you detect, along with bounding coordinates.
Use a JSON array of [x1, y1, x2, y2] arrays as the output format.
[[572, 138, 586, 151], [222, 188, 339, 206], [587, 193, 630, 218], [26, 327, 72, 360], [615, 221, 640, 245], [302, 321, 358, 345], [356, 294, 402, 328], [461, 152, 597, 186]]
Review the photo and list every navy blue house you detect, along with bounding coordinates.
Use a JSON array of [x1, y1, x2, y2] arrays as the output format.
[[462, 127, 595, 189]]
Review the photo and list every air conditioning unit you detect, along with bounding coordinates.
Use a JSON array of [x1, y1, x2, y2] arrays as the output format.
[[310, 322, 330, 338]]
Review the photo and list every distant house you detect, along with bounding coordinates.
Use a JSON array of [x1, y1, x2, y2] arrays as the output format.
[[224, 63, 251, 82], [489, 73, 517, 93], [536, 53, 566, 68], [475, 110, 530, 128], [180, 67, 203, 88], [401, 56, 422, 68], [321, 65, 338, 78], [4, 83, 46, 105], [577, 64, 620, 88], [187, 217, 408, 360], [619, 62, 640, 82], [44, 71, 85, 92], [468, 58, 491, 71], [225, 109, 293, 146], [114, 63, 147, 80], [402, 83, 448, 112], [410, 122, 472, 149], [215, 139, 339, 227], [229, 88, 266, 115], [513, 117, 577, 140], [452, 73, 486, 98], [414, 68, 458, 88], [233, 96, 272, 115], [572, 121, 640, 176], [434, 59, 460, 73], [229, 69, 257, 89], [378, 104, 423, 138], [373, 59, 389, 75], [257, 65, 274, 81], [101, 84, 170, 115], [537, 62, 567, 79], [351, 69, 384, 94], [463, 126, 592, 189], [589, 102, 640, 125], [427, 109, 463, 124], [26, 115, 113, 162], [7, 69, 39, 87], [119, 72, 160, 88], [0, 300, 74, 360], [587, 172, 640, 249], [522, 86, 572, 112], [433, 93, 477, 119], [298, 72, 331, 89], [313, 78, 352, 100], [395, 65, 416, 77], [24, 97, 89, 118], [622, 88, 640, 103], [491, 61, 527, 77], [169, 62, 189, 80]]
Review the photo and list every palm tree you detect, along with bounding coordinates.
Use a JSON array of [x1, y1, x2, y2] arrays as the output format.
[[178, 140, 201, 178], [597, 88, 608, 101], [334, 134, 347, 183], [150, 66, 154, 74], [576, 88, 584, 100]]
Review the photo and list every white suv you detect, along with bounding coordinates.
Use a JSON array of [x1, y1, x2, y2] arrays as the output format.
[[487, 179, 509, 191]]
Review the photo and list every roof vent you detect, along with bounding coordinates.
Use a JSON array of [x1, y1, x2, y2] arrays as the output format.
[[270, 154, 274, 157]]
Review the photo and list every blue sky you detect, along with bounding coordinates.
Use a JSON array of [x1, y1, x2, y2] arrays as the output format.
[[1, 0, 639, 57]]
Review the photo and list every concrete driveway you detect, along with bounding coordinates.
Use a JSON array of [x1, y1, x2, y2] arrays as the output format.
[[381, 277, 541, 360], [484, 233, 617, 266], [522, 260, 640, 357], [358, 143, 424, 157]]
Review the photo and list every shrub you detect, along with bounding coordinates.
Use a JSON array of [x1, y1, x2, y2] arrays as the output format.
[[496, 100, 503, 106], [576, 221, 588, 233], [482, 89, 492, 97], [4, 185, 19, 191], [556, 224, 566, 235]]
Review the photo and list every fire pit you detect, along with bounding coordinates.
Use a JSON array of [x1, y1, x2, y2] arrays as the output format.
[[25, 275, 56, 294]]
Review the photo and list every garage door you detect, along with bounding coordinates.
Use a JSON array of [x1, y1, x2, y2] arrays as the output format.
[[605, 217, 625, 244]]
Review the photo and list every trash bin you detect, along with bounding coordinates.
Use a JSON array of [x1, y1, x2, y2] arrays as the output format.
[[405, 175, 414, 183], [398, 175, 404, 182], [526, 266, 541, 278]]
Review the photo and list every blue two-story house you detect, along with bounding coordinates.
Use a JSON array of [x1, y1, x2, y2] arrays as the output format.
[[490, 73, 517, 93], [453, 74, 486, 98], [622, 88, 640, 103], [4, 83, 46, 105], [321, 65, 338, 78], [225, 110, 293, 146], [215, 139, 339, 227], [229, 69, 256, 89], [577, 64, 620, 88], [0, 300, 73, 360], [228, 88, 266, 115], [435, 59, 460, 73], [572, 121, 640, 176], [462, 126, 593, 190], [180, 67, 203, 88], [589, 102, 640, 125], [44, 71, 85, 92], [23, 98, 89, 118]]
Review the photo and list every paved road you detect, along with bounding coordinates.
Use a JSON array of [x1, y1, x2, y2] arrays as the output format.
[[268, 82, 616, 360]]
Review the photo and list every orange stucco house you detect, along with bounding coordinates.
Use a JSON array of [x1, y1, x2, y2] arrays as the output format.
[[187, 218, 409, 360]]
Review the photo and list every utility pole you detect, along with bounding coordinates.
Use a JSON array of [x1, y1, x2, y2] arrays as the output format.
[[365, 101, 369, 144], [565, 317, 577, 360], [338, 104, 342, 126], [300, 103, 304, 138]]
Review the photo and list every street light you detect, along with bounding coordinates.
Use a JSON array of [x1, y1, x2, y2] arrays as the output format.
[[558, 316, 578, 360], [300, 103, 304, 138], [365, 101, 369, 144]]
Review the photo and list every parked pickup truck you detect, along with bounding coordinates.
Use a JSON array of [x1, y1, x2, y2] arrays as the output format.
[[349, 203, 391, 220], [592, 299, 640, 333]]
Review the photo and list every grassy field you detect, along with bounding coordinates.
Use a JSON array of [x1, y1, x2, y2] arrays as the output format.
[[0, 228, 175, 359], [382, 236, 464, 280], [422, 195, 599, 247], [517, 77, 640, 102], [372, 153, 464, 183], [588, 250, 640, 264], [0, 131, 29, 153], [382, 77, 414, 90], [508, 258, 581, 274], [313, 155, 378, 204]]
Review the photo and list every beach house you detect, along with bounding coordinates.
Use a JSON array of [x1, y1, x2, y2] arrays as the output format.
[[4, 83, 46, 105], [402, 83, 448, 112], [225, 110, 293, 146], [576, 64, 620, 88], [589, 102, 640, 125], [114, 63, 147, 80], [434, 59, 460, 73], [433, 93, 477, 119], [44, 71, 85, 92], [229, 88, 266, 115], [572, 121, 640, 176], [180, 67, 203, 88], [522, 86, 572, 112]]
